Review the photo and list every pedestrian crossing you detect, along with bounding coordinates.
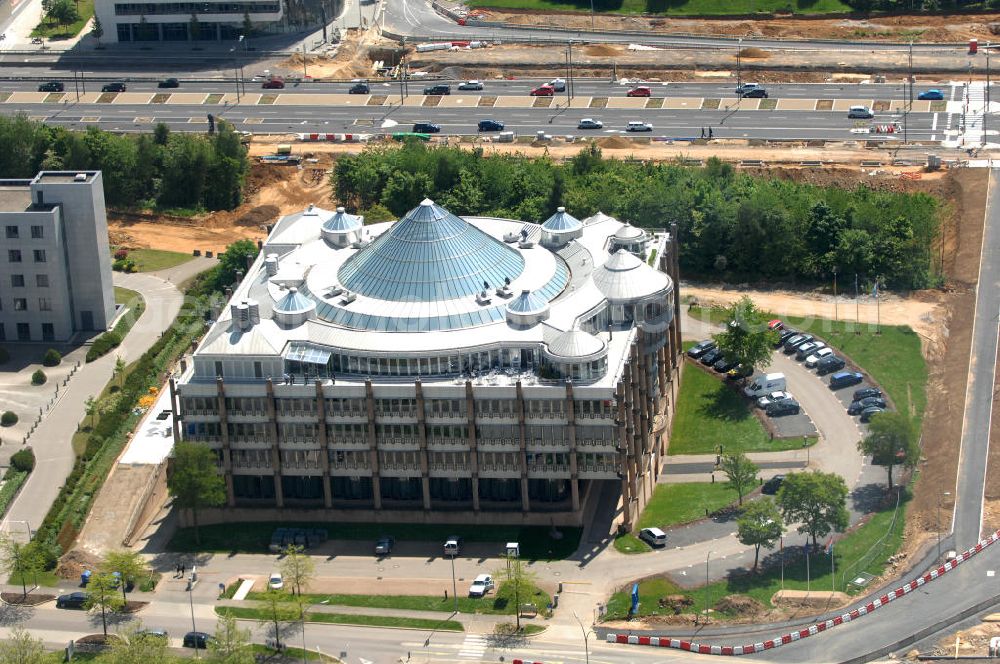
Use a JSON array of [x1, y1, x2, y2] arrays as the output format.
[[456, 634, 488, 660], [964, 81, 987, 145]]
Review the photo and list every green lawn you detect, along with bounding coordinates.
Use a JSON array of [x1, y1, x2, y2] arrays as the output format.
[[217, 606, 465, 632], [605, 486, 910, 619], [8, 569, 62, 589], [467, 0, 850, 15], [670, 363, 805, 455], [119, 248, 194, 273], [250, 644, 337, 661], [638, 483, 739, 530], [114, 286, 141, 307], [613, 532, 651, 554], [689, 307, 927, 427], [31, 0, 94, 39], [169, 523, 580, 561]]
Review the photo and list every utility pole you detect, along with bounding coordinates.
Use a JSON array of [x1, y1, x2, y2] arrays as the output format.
[[986, 47, 991, 146], [737, 38, 742, 93], [302, 43, 308, 78], [833, 267, 838, 322], [904, 41, 913, 144], [589, 0, 594, 30]]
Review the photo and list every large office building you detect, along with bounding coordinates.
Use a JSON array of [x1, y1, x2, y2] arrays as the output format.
[[93, 0, 282, 43], [0, 171, 115, 343], [171, 200, 682, 527]]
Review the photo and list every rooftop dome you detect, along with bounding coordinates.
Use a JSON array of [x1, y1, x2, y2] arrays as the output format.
[[541, 207, 582, 233], [322, 206, 363, 232], [274, 287, 315, 314], [592, 249, 671, 301], [546, 328, 605, 359], [337, 199, 525, 303], [614, 223, 646, 240], [506, 289, 549, 314]]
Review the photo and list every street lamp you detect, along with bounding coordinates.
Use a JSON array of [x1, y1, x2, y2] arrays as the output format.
[[937, 491, 952, 560], [572, 611, 596, 664], [188, 571, 199, 659], [449, 554, 458, 613], [301, 599, 330, 664], [700, 550, 715, 624]]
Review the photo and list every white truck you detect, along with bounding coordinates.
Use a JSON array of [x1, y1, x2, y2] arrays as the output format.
[[743, 372, 786, 398]]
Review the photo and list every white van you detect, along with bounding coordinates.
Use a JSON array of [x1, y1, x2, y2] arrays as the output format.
[[743, 372, 786, 398], [639, 527, 667, 547], [444, 535, 462, 557]]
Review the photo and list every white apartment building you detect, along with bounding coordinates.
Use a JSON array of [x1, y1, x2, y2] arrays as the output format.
[[93, 0, 282, 43]]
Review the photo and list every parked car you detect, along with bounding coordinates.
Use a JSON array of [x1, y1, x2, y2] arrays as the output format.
[[727, 363, 754, 380], [348, 82, 370, 94], [795, 341, 826, 361], [261, 78, 284, 89], [735, 82, 762, 96], [699, 348, 723, 366], [458, 80, 484, 90], [135, 629, 169, 643], [639, 527, 667, 547], [687, 340, 716, 359], [782, 334, 814, 353], [38, 80, 64, 92], [848, 105, 874, 119], [268, 572, 283, 590], [816, 355, 846, 375], [56, 592, 88, 609], [578, 118, 604, 129], [860, 407, 885, 423], [413, 122, 441, 133], [713, 356, 738, 373], [829, 371, 864, 389], [766, 399, 800, 417], [468, 574, 495, 597], [478, 119, 504, 132], [853, 387, 882, 401], [375, 535, 394, 556], [848, 396, 888, 415], [183, 632, 213, 649], [530, 85, 555, 96], [157, 78, 179, 88], [761, 475, 785, 495], [775, 328, 798, 347], [804, 347, 835, 367], [102, 81, 127, 92], [757, 390, 792, 409], [768, 319, 784, 331], [740, 87, 768, 98], [627, 86, 651, 97], [626, 121, 653, 132], [444, 535, 462, 557], [423, 84, 451, 95], [918, 89, 944, 100], [548, 78, 566, 92]]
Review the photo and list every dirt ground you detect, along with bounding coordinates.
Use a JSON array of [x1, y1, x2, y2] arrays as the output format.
[[931, 618, 1000, 657]]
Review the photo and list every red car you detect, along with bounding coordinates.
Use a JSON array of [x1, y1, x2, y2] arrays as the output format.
[[530, 85, 555, 97], [262, 77, 285, 89], [768, 319, 783, 331], [627, 86, 651, 97]]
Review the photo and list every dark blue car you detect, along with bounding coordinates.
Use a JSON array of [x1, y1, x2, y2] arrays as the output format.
[[829, 371, 864, 390], [478, 119, 505, 132], [918, 89, 944, 100]]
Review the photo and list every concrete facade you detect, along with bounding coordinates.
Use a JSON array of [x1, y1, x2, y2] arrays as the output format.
[[0, 171, 115, 342], [93, 0, 283, 44]]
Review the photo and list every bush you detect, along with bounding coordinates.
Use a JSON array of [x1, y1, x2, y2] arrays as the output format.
[[0, 411, 17, 427], [31, 370, 46, 385], [42, 348, 62, 367], [0, 348, 8, 365], [10, 448, 35, 473], [114, 248, 129, 260], [86, 331, 122, 362]]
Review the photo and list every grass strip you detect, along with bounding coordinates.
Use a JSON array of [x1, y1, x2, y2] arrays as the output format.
[[217, 606, 464, 632], [120, 248, 193, 272], [612, 532, 650, 554], [465, 0, 850, 15], [0, 470, 29, 520], [638, 483, 739, 530]]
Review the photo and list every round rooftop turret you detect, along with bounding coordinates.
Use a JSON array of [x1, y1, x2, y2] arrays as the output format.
[[505, 288, 550, 328], [592, 249, 671, 301], [273, 287, 316, 328], [544, 328, 606, 360]]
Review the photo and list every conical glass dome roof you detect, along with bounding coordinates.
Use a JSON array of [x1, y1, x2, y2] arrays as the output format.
[[507, 289, 549, 314], [323, 206, 362, 232], [337, 199, 525, 302], [541, 207, 582, 233], [274, 287, 315, 314]]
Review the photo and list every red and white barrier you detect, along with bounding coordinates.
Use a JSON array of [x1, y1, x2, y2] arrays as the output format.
[[604, 529, 1000, 656], [296, 133, 371, 143]]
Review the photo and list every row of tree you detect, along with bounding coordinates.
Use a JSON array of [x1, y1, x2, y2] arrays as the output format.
[[0, 115, 248, 212], [332, 142, 940, 288]]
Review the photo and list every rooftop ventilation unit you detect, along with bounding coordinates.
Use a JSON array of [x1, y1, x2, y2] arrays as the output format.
[[74, 173, 87, 182], [264, 253, 279, 276], [230, 298, 260, 331]]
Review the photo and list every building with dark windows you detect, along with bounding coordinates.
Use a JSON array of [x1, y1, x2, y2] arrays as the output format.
[[94, 0, 283, 43], [0, 172, 115, 342], [170, 200, 682, 527]]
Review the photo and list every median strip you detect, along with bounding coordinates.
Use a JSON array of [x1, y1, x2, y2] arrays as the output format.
[[216, 606, 464, 632]]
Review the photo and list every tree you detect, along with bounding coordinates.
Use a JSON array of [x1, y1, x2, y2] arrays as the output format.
[[101, 623, 167, 664], [85, 572, 126, 638], [858, 411, 919, 490], [216, 239, 258, 289], [102, 550, 148, 604], [494, 555, 539, 631], [30, 370, 45, 386], [736, 498, 783, 570], [776, 471, 849, 550], [91, 14, 104, 45], [0, 536, 42, 600], [719, 452, 759, 506], [153, 123, 170, 146], [84, 396, 97, 429], [256, 589, 298, 649], [45, 0, 79, 24], [208, 612, 255, 664], [189, 12, 201, 41], [712, 295, 777, 373], [0, 626, 45, 664], [114, 356, 126, 387], [167, 442, 226, 545], [241, 11, 253, 40], [280, 544, 315, 597]]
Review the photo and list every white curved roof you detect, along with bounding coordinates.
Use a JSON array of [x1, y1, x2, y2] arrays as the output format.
[[592, 249, 671, 301], [614, 223, 647, 241], [546, 329, 605, 359], [541, 207, 582, 233]]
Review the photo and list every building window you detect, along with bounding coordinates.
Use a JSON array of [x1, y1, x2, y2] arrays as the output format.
[[41, 323, 54, 341], [116, 23, 132, 41], [214, 361, 224, 377], [30, 225, 43, 239], [33, 249, 46, 263], [36, 274, 49, 287], [0, 324, 4, 341], [38, 298, 51, 311], [10, 275, 24, 288], [5, 226, 17, 239], [254, 361, 263, 378], [8, 250, 21, 263], [13, 299, 27, 311], [16, 324, 29, 341]]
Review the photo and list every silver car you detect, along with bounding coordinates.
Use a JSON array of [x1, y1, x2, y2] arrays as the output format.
[[578, 118, 603, 129], [458, 80, 484, 90]]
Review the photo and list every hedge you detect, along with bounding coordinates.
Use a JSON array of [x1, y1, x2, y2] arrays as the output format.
[[42, 349, 62, 367], [0, 470, 29, 521], [1, 411, 17, 427], [10, 448, 35, 473], [85, 292, 146, 363], [31, 370, 46, 385]]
